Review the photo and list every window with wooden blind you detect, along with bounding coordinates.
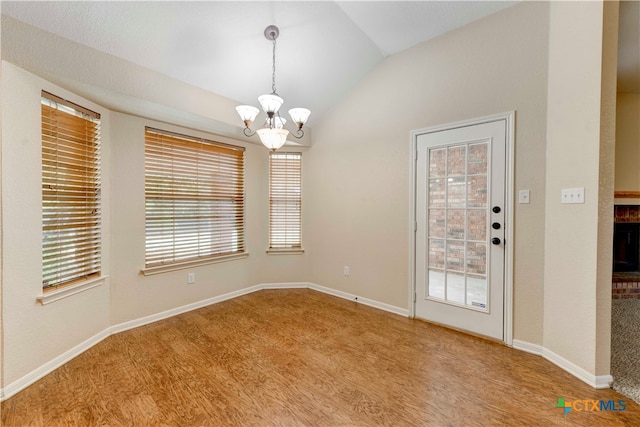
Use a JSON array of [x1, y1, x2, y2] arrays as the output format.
[[269, 152, 303, 252], [42, 91, 102, 290], [144, 127, 246, 272]]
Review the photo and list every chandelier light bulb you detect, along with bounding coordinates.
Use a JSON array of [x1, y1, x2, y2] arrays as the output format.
[[258, 94, 284, 114], [288, 108, 311, 129], [235, 105, 259, 126], [256, 128, 289, 151], [273, 117, 286, 129]]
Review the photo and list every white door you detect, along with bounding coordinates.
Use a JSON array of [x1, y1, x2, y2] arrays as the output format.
[[415, 119, 507, 340]]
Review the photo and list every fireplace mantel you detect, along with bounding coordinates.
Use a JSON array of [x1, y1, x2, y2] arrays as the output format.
[[615, 191, 640, 205], [615, 191, 640, 198]]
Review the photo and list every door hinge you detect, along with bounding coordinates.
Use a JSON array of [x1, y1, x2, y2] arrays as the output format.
[[413, 293, 417, 302]]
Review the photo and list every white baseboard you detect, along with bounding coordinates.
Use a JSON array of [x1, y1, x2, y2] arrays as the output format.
[[512, 339, 544, 355], [1, 328, 111, 401], [260, 282, 310, 290], [308, 283, 409, 317], [513, 339, 613, 389], [1, 282, 406, 401], [110, 284, 263, 335]]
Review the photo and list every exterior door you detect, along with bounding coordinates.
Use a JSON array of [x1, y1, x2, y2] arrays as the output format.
[[415, 118, 507, 340]]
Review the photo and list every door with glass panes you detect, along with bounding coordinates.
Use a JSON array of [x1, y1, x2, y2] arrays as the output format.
[[415, 119, 506, 340]]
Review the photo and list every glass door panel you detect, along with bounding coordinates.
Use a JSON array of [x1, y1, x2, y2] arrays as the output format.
[[415, 117, 508, 341], [426, 141, 489, 310]]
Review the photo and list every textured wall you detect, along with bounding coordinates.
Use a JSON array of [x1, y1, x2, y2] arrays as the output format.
[[306, 1, 549, 344], [1, 62, 112, 385], [615, 93, 640, 191], [543, 0, 616, 377]]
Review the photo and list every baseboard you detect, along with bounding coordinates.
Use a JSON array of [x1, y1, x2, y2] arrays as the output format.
[[594, 374, 615, 389], [1, 282, 406, 401], [542, 347, 613, 389], [513, 339, 543, 355], [110, 284, 264, 335], [0, 328, 111, 401], [513, 339, 613, 390], [308, 283, 410, 317]]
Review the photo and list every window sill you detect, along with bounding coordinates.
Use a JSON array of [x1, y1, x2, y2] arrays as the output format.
[[141, 252, 249, 276], [37, 275, 108, 305], [266, 248, 305, 255]]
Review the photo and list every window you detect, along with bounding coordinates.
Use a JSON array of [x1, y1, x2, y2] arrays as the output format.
[[144, 127, 245, 271], [269, 152, 302, 252], [42, 91, 101, 289]]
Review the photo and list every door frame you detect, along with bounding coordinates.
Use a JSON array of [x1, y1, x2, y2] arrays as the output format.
[[409, 111, 515, 345]]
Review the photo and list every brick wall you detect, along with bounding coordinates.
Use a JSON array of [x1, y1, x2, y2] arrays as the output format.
[[612, 282, 640, 299], [612, 205, 640, 298], [427, 144, 488, 277], [614, 205, 640, 223]]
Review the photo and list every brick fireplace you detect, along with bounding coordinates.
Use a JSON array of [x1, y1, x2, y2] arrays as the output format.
[[612, 205, 640, 299]]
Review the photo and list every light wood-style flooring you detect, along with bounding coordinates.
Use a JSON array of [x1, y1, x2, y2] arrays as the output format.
[[2, 289, 639, 426]]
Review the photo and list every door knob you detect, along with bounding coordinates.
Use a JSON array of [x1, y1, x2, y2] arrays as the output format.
[[492, 206, 501, 213], [492, 237, 501, 245], [492, 222, 501, 230]]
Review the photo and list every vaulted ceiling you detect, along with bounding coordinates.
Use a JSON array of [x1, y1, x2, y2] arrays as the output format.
[[1, 1, 638, 125]]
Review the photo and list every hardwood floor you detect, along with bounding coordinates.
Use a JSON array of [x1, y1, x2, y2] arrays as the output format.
[[2, 288, 639, 426]]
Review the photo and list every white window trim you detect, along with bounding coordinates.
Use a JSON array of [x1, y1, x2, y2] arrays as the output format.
[[37, 275, 108, 305], [266, 248, 305, 255], [141, 252, 249, 276]]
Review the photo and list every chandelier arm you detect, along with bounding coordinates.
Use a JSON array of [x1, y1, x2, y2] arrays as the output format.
[[290, 128, 305, 139], [242, 127, 256, 137]]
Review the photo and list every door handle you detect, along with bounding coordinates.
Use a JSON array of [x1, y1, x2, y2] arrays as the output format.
[[492, 237, 501, 245]]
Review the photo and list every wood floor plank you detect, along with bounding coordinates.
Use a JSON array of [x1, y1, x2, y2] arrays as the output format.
[[2, 288, 640, 426]]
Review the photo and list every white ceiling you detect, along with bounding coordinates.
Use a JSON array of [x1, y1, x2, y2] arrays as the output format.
[[1, 1, 638, 124]]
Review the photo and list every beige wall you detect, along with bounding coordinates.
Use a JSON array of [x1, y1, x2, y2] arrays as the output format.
[[0, 14, 5, 393], [615, 93, 640, 191], [306, 1, 549, 344], [1, 60, 310, 387], [109, 112, 309, 325], [543, 0, 616, 377], [0, 17, 310, 388], [1, 62, 112, 385], [596, 0, 619, 376]]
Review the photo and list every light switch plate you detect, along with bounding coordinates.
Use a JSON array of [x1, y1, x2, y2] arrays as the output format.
[[518, 190, 530, 204], [561, 187, 585, 204]]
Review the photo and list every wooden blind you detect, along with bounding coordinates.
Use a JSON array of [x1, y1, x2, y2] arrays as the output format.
[[145, 127, 245, 267], [269, 152, 302, 249], [42, 92, 101, 289]]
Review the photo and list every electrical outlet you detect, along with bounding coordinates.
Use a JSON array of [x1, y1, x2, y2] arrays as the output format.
[[343, 266, 350, 276], [187, 272, 195, 284]]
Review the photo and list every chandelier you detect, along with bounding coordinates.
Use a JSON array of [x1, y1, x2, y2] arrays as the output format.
[[235, 25, 311, 151]]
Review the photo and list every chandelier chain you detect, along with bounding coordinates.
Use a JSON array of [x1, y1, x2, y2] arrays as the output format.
[[271, 38, 277, 94]]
